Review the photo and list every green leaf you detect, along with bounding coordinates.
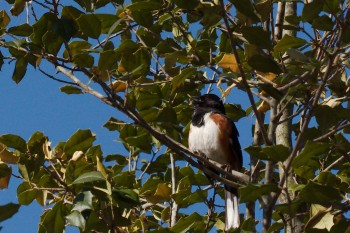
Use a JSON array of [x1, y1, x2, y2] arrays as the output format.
[[60, 85, 83, 95], [8, 23, 33, 36], [292, 141, 329, 169], [112, 188, 140, 208], [38, 202, 66, 233], [273, 35, 307, 57], [241, 27, 272, 49], [245, 145, 289, 162], [98, 50, 118, 70], [43, 31, 64, 55], [312, 15, 334, 31], [171, 0, 199, 9], [299, 181, 342, 204], [125, 133, 152, 152], [239, 183, 280, 203], [72, 171, 105, 184], [172, 67, 196, 93], [12, 58, 28, 84], [301, 0, 324, 22], [171, 212, 203, 232], [229, 0, 260, 22], [127, 0, 163, 11], [247, 54, 282, 74], [0, 203, 20, 222], [66, 211, 86, 230], [27, 131, 46, 158], [17, 182, 37, 205], [64, 129, 95, 156], [10, 0, 25, 16], [0, 134, 26, 152], [77, 14, 101, 39]]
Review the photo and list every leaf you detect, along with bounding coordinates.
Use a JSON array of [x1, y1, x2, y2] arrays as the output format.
[[64, 129, 95, 156], [244, 145, 290, 162], [66, 211, 86, 230], [72, 171, 106, 184], [0, 144, 19, 164], [217, 53, 239, 73], [239, 183, 280, 203], [299, 181, 342, 204], [98, 50, 118, 70], [0, 164, 12, 189], [8, 23, 33, 36], [0, 203, 20, 222], [154, 183, 172, 202], [171, 212, 203, 233], [247, 54, 282, 74], [60, 85, 83, 95], [305, 204, 334, 231], [103, 117, 127, 131], [301, 0, 324, 22], [12, 58, 28, 84], [0, 10, 10, 29], [72, 191, 93, 212], [292, 141, 329, 169], [0, 134, 26, 153], [77, 14, 101, 39], [127, 0, 163, 11], [38, 202, 66, 233], [17, 182, 37, 205], [10, 0, 25, 16], [112, 188, 140, 208], [273, 35, 307, 57], [172, 67, 196, 93], [241, 27, 272, 49], [229, 0, 260, 22], [312, 15, 334, 31], [110, 81, 127, 93], [171, 0, 199, 9]]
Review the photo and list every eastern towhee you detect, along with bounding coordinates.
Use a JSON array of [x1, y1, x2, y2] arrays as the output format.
[[188, 94, 242, 231]]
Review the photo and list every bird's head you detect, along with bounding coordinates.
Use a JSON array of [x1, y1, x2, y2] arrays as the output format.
[[192, 94, 226, 114]]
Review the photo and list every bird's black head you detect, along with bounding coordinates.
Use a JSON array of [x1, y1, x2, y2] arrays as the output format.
[[192, 94, 226, 114]]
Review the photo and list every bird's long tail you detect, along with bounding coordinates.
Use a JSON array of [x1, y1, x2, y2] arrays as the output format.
[[224, 188, 240, 231]]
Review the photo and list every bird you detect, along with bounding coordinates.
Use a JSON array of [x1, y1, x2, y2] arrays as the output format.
[[188, 93, 242, 231]]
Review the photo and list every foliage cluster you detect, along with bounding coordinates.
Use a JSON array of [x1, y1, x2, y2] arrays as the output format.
[[1, 0, 350, 232]]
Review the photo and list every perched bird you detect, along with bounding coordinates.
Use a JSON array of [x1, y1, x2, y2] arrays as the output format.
[[188, 94, 242, 231]]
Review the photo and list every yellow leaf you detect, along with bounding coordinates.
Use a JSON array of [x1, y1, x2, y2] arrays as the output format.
[[96, 156, 108, 178], [222, 77, 243, 98], [305, 204, 334, 231], [110, 80, 127, 93], [118, 64, 126, 73], [155, 183, 172, 201], [0, 144, 18, 164], [257, 100, 270, 113], [217, 53, 240, 73], [257, 71, 277, 82]]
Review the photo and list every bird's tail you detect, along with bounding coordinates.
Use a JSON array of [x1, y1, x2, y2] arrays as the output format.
[[224, 188, 240, 231]]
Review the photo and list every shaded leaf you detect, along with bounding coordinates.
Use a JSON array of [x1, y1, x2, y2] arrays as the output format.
[[299, 181, 342, 204], [60, 85, 83, 95], [0, 164, 12, 189], [12, 58, 28, 84], [8, 23, 33, 36], [38, 202, 66, 233], [72, 171, 105, 184], [0, 203, 20, 222], [77, 14, 101, 39], [244, 145, 289, 162], [172, 67, 196, 92], [273, 35, 307, 57], [239, 183, 280, 202], [0, 134, 26, 153]]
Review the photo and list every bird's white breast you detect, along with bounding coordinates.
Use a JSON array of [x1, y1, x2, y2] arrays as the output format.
[[189, 113, 227, 165]]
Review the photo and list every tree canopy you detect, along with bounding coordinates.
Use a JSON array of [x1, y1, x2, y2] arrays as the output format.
[[1, 0, 350, 232]]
